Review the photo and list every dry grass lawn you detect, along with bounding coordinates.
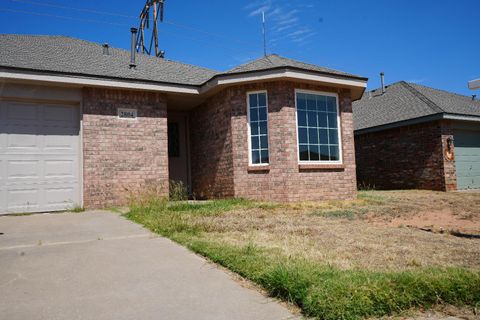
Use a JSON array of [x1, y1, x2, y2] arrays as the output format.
[[199, 190, 480, 271]]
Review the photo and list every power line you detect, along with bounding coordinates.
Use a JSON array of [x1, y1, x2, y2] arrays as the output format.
[[8, 0, 136, 19], [0, 7, 261, 56], [0, 7, 130, 26], [5, 0, 254, 46]]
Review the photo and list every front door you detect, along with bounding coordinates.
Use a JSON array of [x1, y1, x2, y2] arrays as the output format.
[[168, 114, 190, 193]]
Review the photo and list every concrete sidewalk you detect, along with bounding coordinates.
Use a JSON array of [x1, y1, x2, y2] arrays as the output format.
[[0, 211, 297, 320]]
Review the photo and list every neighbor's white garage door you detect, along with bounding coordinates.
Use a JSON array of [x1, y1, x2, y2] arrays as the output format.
[[0, 101, 81, 214]]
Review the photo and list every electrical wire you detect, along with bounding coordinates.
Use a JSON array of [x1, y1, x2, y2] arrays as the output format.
[[5, 0, 255, 46], [0, 7, 262, 56]]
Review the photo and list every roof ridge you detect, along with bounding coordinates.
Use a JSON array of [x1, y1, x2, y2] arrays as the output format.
[[407, 81, 479, 101], [400, 81, 445, 114]]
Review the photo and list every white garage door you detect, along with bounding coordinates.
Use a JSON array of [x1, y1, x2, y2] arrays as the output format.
[[0, 101, 81, 214]]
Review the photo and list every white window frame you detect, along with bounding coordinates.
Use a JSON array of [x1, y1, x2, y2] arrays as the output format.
[[247, 90, 270, 166], [294, 89, 343, 165]]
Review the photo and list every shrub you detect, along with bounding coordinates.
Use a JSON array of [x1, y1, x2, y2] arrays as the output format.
[[169, 180, 189, 201]]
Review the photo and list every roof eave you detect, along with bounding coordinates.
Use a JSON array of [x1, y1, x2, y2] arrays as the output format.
[[201, 67, 368, 99], [0, 67, 201, 94]]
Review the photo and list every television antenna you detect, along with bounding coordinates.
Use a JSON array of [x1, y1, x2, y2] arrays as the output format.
[[136, 0, 166, 58]]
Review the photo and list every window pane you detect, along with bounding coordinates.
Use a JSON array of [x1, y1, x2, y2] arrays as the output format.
[[309, 145, 320, 161], [249, 93, 269, 165], [258, 107, 267, 121], [328, 113, 338, 128], [251, 136, 259, 150], [260, 150, 269, 163], [258, 93, 267, 107], [319, 112, 328, 127], [327, 96, 336, 112], [259, 121, 268, 135], [260, 135, 269, 149], [251, 121, 259, 135], [249, 94, 258, 108], [296, 92, 341, 163], [329, 129, 339, 145], [317, 95, 327, 112], [298, 128, 308, 144], [250, 108, 258, 121], [307, 95, 316, 111], [299, 144, 309, 161], [297, 93, 307, 110], [319, 129, 328, 144], [330, 146, 340, 161], [309, 128, 318, 144], [320, 145, 329, 160], [307, 111, 317, 127], [298, 111, 307, 127], [252, 150, 260, 164]]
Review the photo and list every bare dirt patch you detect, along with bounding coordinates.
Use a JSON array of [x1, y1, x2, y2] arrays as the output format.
[[363, 191, 480, 235]]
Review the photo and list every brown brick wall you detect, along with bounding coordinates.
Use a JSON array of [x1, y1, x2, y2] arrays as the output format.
[[190, 81, 357, 201], [354, 120, 457, 191], [82, 87, 169, 208], [190, 90, 235, 198]]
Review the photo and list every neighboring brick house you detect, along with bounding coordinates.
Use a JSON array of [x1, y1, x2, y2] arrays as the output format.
[[0, 34, 367, 214], [353, 81, 480, 191]]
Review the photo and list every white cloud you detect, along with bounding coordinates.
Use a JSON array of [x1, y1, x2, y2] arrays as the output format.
[[244, 0, 317, 48], [248, 5, 271, 17]]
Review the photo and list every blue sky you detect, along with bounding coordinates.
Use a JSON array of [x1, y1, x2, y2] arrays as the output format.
[[0, 0, 479, 95]]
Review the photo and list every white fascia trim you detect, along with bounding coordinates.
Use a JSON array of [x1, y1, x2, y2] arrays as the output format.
[[443, 114, 480, 122], [0, 71, 200, 95], [200, 69, 367, 94], [468, 79, 480, 90]]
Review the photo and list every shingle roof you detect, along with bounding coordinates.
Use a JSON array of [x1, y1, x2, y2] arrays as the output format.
[[0, 34, 218, 86], [0, 34, 366, 87], [353, 81, 480, 131], [227, 54, 365, 79]]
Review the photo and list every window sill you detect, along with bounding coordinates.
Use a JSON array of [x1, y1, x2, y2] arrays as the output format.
[[298, 163, 345, 171], [248, 165, 270, 173]]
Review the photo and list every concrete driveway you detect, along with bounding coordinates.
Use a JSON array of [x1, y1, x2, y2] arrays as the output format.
[[0, 211, 297, 320]]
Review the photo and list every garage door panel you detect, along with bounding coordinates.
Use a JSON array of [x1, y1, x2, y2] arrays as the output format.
[[455, 129, 480, 190], [6, 102, 39, 121], [45, 186, 77, 207], [0, 101, 80, 214], [7, 188, 40, 210], [43, 104, 80, 125], [5, 129, 41, 151], [44, 159, 76, 179], [7, 159, 40, 180], [44, 131, 79, 152]]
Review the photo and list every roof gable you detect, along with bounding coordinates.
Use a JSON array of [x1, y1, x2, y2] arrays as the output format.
[[227, 54, 364, 79]]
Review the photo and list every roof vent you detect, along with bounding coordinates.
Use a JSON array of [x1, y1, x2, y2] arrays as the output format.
[[473, 95, 477, 101], [380, 72, 386, 94], [102, 43, 109, 55], [130, 27, 137, 69]]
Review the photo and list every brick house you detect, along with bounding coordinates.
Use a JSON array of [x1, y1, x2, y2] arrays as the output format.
[[0, 35, 367, 214], [353, 81, 480, 191]]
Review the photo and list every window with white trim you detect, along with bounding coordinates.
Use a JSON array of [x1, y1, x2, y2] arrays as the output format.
[[296, 91, 342, 163], [248, 91, 269, 165]]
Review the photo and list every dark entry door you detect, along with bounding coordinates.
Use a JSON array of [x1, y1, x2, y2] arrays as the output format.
[[168, 114, 190, 192]]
